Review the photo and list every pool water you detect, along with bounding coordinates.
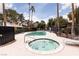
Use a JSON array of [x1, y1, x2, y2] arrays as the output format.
[[28, 38, 59, 51], [26, 31, 46, 36]]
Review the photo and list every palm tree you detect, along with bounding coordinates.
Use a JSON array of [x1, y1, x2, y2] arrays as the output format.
[[27, 3, 31, 30], [28, 3, 31, 21], [18, 14, 24, 24], [28, 4, 35, 29], [2, 3, 7, 26], [71, 3, 75, 39], [30, 5, 35, 22], [74, 4, 77, 25], [56, 3, 60, 35]]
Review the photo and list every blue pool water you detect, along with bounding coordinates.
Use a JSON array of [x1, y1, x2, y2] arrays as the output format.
[[28, 38, 59, 51], [26, 31, 46, 36]]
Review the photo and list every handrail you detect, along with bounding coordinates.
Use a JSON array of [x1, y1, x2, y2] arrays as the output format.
[[24, 34, 36, 43]]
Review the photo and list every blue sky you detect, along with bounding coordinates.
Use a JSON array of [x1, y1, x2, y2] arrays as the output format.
[[0, 3, 76, 23], [12, 3, 71, 18]]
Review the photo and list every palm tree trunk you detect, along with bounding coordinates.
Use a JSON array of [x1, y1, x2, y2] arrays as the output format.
[[71, 3, 75, 39], [30, 11, 33, 28], [75, 4, 77, 26], [14, 21, 17, 33], [56, 3, 60, 35], [3, 3, 7, 26], [75, 4, 77, 21], [28, 3, 31, 30], [29, 3, 31, 21], [31, 11, 33, 22]]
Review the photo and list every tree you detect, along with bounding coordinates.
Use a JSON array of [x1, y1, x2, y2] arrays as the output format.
[[68, 4, 79, 35], [38, 20, 46, 30], [47, 16, 68, 33], [54, 17, 68, 29], [27, 3, 31, 30], [30, 5, 35, 21], [0, 14, 3, 20], [71, 3, 75, 38], [28, 4, 35, 29], [3, 3, 7, 26], [47, 18, 54, 28], [4, 9, 23, 32], [75, 8, 79, 25], [34, 21, 39, 28], [68, 3, 75, 38], [58, 16, 68, 28], [18, 14, 25, 23], [5, 9, 20, 24], [28, 3, 31, 21], [0, 14, 3, 25], [56, 3, 60, 35]]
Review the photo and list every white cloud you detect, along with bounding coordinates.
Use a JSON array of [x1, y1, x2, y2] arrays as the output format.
[[23, 12, 29, 20], [12, 7, 17, 10], [0, 4, 3, 13], [32, 16, 41, 22], [23, 12, 56, 24], [5, 3, 13, 9], [41, 15, 56, 23], [23, 13, 41, 22], [59, 3, 79, 13], [60, 3, 79, 22], [59, 3, 71, 13], [63, 14, 68, 19]]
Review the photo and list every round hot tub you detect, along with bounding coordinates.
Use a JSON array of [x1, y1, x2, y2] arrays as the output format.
[[26, 38, 63, 54]]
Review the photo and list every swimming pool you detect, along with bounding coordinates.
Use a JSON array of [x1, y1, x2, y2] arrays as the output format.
[[26, 31, 46, 36]]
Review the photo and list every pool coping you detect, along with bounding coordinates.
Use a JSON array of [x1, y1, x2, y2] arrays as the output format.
[[25, 31, 64, 55]]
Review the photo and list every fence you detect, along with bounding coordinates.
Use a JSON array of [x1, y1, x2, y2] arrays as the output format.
[[0, 26, 15, 45]]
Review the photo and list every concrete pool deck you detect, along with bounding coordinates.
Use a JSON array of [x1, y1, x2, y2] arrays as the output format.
[[0, 31, 79, 56]]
